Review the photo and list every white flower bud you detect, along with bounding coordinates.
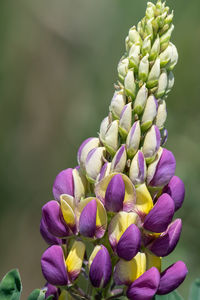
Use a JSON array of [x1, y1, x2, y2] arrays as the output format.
[[159, 43, 173, 67], [167, 43, 178, 71], [103, 120, 119, 156], [129, 150, 147, 185], [128, 26, 142, 45], [133, 84, 148, 115], [118, 58, 129, 82], [126, 121, 141, 158], [149, 35, 160, 61], [85, 147, 106, 183], [164, 11, 174, 25], [109, 91, 126, 119], [142, 125, 161, 163], [99, 117, 109, 142], [111, 145, 127, 173], [78, 137, 100, 168], [129, 43, 141, 70], [165, 71, 174, 95], [119, 102, 132, 139], [142, 35, 151, 56], [147, 58, 161, 88], [145, 18, 153, 39], [155, 69, 168, 98], [141, 95, 158, 131], [139, 54, 149, 82], [146, 147, 163, 185], [96, 162, 111, 182], [145, 2, 155, 19], [155, 100, 167, 129], [124, 69, 136, 99], [160, 24, 174, 51]]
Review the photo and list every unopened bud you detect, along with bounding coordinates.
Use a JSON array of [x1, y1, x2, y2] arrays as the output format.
[[78, 137, 100, 169], [167, 43, 178, 71], [111, 145, 127, 173], [124, 69, 136, 99], [97, 162, 111, 182], [161, 128, 168, 146], [164, 11, 174, 25], [141, 95, 158, 131], [155, 100, 167, 129], [118, 57, 129, 82], [155, 69, 168, 98], [147, 58, 161, 88], [128, 26, 142, 45], [129, 43, 141, 70], [159, 43, 173, 67], [126, 121, 141, 159], [119, 103, 132, 138], [165, 71, 174, 95], [142, 35, 151, 56], [103, 120, 119, 156], [85, 147, 105, 183], [129, 150, 147, 185], [109, 90, 126, 119], [160, 24, 174, 51], [99, 117, 109, 142], [146, 2, 155, 19], [133, 84, 148, 115], [144, 18, 153, 39], [138, 54, 149, 82], [142, 125, 161, 163], [137, 19, 145, 38], [149, 35, 160, 61]]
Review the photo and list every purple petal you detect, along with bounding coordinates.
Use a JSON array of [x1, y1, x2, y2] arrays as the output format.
[[143, 193, 175, 233], [163, 176, 185, 211], [113, 145, 126, 169], [89, 246, 112, 288], [150, 149, 176, 187], [53, 168, 74, 200], [138, 151, 145, 183], [117, 224, 141, 261], [148, 219, 182, 256], [155, 125, 161, 153], [157, 261, 188, 295], [41, 245, 68, 286], [79, 199, 97, 237], [42, 201, 70, 237], [105, 174, 125, 212], [45, 283, 60, 299], [127, 267, 160, 300], [40, 218, 62, 246], [99, 163, 109, 182], [77, 137, 93, 163]]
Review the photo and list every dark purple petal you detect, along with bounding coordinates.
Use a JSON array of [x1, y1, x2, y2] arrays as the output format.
[[105, 174, 125, 212], [157, 261, 188, 295], [127, 267, 160, 300], [45, 283, 60, 299], [163, 176, 185, 211], [41, 245, 68, 286], [42, 201, 70, 237], [77, 137, 93, 163], [99, 163, 109, 182], [148, 219, 182, 256], [116, 224, 141, 260], [143, 193, 175, 233], [89, 246, 112, 288], [150, 149, 176, 187], [53, 168, 74, 200], [40, 218, 62, 246], [79, 199, 97, 237]]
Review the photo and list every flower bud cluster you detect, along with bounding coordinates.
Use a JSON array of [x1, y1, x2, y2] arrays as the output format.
[[40, 1, 187, 299]]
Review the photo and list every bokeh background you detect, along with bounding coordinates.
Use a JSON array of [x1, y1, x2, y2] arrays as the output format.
[[0, 0, 199, 298]]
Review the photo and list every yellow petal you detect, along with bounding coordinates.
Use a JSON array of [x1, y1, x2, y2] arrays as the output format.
[[60, 195, 76, 229], [114, 252, 146, 285], [109, 211, 138, 247], [65, 241, 85, 282], [135, 183, 153, 214], [145, 250, 161, 272]]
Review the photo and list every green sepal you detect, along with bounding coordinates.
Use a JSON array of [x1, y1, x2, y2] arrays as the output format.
[[189, 278, 200, 300], [154, 290, 184, 299], [0, 269, 22, 300], [141, 120, 152, 132], [27, 288, 50, 300]]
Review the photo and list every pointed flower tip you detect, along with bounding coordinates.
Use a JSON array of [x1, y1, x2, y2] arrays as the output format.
[[105, 174, 125, 212], [79, 199, 97, 238], [163, 175, 185, 211]]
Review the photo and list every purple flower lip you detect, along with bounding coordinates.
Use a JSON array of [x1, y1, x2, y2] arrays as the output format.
[[148, 218, 182, 256], [77, 137, 93, 163], [41, 245, 69, 286], [157, 261, 188, 295], [105, 174, 125, 212], [52, 168, 74, 200], [42, 201, 70, 238], [163, 175, 185, 211], [79, 199, 97, 238], [116, 224, 141, 261], [143, 193, 175, 233], [40, 217, 62, 246], [89, 245, 112, 288], [126, 267, 160, 300]]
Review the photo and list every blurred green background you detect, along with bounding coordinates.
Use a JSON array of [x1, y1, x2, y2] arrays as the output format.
[[0, 0, 199, 299]]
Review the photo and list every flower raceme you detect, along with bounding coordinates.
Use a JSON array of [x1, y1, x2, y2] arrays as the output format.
[[40, 1, 187, 299]]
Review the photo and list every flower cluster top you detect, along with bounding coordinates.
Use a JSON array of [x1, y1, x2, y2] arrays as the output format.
[[40, 1, 187, 299]]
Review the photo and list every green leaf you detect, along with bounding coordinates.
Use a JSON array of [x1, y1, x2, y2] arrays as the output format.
[[0, 269, 22, 300], [27, 289, 47, 300], [189, 278, 200, 300], [155, 290, 184, 300]]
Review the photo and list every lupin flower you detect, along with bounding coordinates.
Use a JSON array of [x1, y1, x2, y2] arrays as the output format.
[[45, 283, 60, 300], [39, 1, 188, 299]]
